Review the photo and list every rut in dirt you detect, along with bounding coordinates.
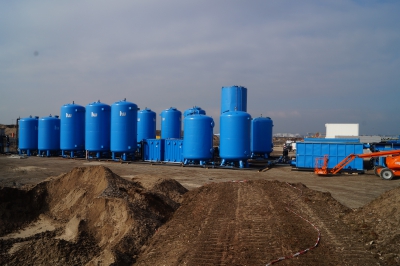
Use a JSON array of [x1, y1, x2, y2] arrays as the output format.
[[135, 180, 380, 266]]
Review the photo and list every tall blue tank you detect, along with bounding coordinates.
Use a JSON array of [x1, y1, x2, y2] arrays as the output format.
[[19, 116, 39, 156], [38, 115, 60, 156], [183, 106, 206, 117], [60, 102, 85, 157], [219, 111, 251, 168], [183, 114, 214, 165], [251, 117, 274, 158], [221, 86, 247, 114], [137, 108, 156, 142], [85, 101, 111, 156], [161, 107, 182, 139], [110, 99, 138, 160]]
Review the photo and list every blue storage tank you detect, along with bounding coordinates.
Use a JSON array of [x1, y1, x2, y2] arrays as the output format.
[[38, 115, 60, 157], [110, 99, 138, 160], [85, 101, 111, 158], [221, 86, 247, 114], [19, 116, 39, 156], [183, 114, 214, 165], [160, 107, 182, 139], [137, 108, 156, 142], [164, 139, 184, 163], [251, 117, 274, 158], [219, 111, 251, 168], [183, 106, 206, 117], [60, 102, 85, 157]]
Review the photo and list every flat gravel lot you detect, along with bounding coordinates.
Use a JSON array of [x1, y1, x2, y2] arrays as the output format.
[[1, 153, 399, 209]]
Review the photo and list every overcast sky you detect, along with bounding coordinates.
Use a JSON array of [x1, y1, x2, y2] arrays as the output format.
[[1, 0, 399, 135]]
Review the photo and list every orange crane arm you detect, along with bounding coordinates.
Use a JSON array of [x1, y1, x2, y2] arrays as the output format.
[[316, 149, 400, 175]]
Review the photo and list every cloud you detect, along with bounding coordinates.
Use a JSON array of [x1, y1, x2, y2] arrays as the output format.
[[0, 0, 399, 135]]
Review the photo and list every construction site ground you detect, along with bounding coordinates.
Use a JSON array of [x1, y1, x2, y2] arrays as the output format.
[[1, 148, 400, 265]]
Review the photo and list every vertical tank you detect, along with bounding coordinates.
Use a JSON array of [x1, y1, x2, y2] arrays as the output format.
[[60, 102, 85, 157], [38, 115, 60, 156], [137, 108, 156, 142], [160, 107, 182, 139], [251, 116, 274, 158], [19, 116, 39, 156], [110, 99, 138, 160], [219, 111, 251, 168], [85, 101, 111, 155], [183, 114, 214, 165], [183, 106, 206, 117], [221, 85, 247, 114]]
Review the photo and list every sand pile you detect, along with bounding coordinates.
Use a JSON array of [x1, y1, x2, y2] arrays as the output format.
[[0, 166, 187, 265], [344, 185, 400, 265]]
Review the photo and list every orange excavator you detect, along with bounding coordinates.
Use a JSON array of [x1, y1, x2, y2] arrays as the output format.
[[315, 149, 400, 180]]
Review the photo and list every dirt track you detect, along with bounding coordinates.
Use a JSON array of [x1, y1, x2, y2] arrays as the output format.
[[1, 152, 400, 265]]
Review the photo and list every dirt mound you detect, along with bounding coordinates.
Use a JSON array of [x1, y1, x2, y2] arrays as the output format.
[[0, 166, 187, 265], [344, 185, 400, 265], [0, 184, 47, 236], [135, 180, 378, 266]]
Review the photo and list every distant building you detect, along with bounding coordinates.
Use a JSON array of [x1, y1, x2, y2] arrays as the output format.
[[325, 123, 359, 138]]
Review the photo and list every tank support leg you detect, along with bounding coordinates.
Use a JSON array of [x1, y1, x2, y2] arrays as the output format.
[[220, 159, 226, 166]]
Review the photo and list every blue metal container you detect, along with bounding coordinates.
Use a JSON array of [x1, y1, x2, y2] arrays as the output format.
[[219, 111, 251, 168], [251, 117, 274, 158], [143, 139, 164, 162], [295, 142, 364, 171], [137, 108, 156, 142], [19, 116, 39, 156], [183, 106, 206, 117], [60, 102, 85, 157], [85, 101, 111, 156], [110, 99, 138, 160], [160, 107, 182, 139], [38, 115, 60, 156], [164, 139, 184, 163], [221, 86, 247, 114], [183, 114, 214, 164]]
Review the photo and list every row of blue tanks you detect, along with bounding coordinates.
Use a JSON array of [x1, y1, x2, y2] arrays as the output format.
[[18, 86, 274, 167]]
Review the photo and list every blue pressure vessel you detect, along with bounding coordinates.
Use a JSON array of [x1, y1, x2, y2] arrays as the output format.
[[137, 108, 156, 142], [38, 115, 60, 156], [60, 102, 85, 153], [160, 107, 182, 139], [183, 114, 214, 162], [19, 116, 39, 155], [110, 99, 138, 153], [251, 116, 274, 157], [183, 106, 206, 117], [221, 86, 247, 114], [219, 111, 251, 161], [85, 101, 111, 152]]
